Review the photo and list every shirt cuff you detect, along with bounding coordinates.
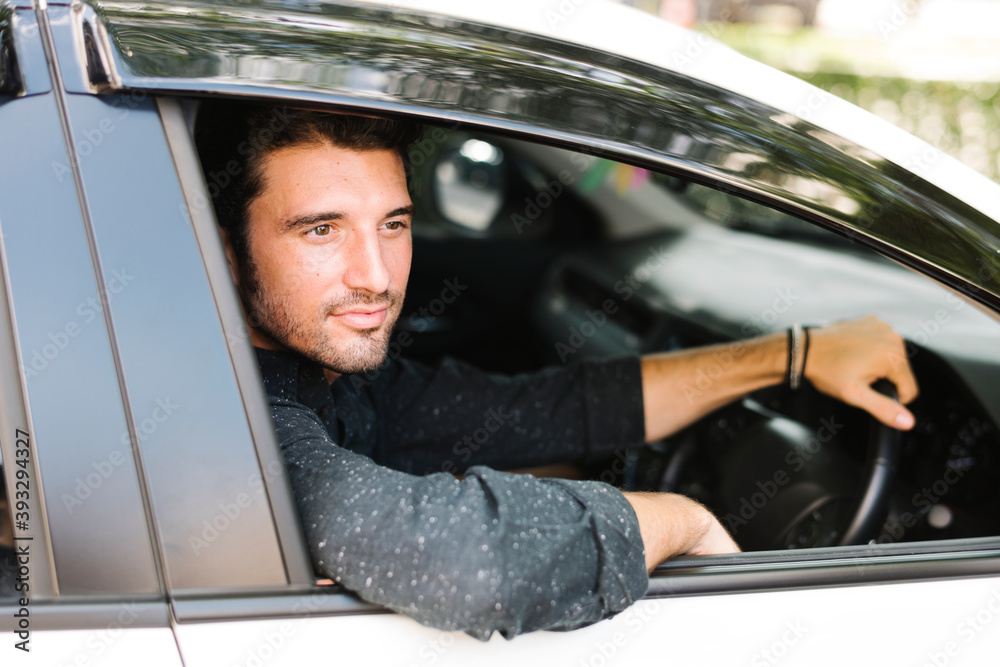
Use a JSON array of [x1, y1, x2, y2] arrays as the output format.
[[554, 478, 649, 622], [581, 355, 646, 461]]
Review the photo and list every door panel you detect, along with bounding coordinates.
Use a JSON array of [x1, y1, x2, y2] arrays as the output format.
[[173, 577, 1000, 666]]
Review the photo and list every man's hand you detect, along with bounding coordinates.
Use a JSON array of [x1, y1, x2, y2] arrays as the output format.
[[623, 492, 740, 571], [805, 316, 919, 430]]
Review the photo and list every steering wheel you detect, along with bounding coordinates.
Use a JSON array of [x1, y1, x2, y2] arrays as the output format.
[[834, 380, 903, 545], [658, 380, 902, 551]]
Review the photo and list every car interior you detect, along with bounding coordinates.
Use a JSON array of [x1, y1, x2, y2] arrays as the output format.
[[396, 123, 1000, 554]]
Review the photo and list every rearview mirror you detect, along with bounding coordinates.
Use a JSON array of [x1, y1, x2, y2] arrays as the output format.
[[432, 138, 506, 231]]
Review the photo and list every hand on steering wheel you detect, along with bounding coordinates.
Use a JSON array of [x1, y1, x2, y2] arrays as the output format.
[[805, 316, 919, 430]]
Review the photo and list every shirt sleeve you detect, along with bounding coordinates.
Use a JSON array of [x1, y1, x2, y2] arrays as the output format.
[[358, 355, 646, 475], [271, 396, 649, 640]]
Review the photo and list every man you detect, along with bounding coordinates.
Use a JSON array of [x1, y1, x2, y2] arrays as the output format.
[[195, 103, 918, 639]]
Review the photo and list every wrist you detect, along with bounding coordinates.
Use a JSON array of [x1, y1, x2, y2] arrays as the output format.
[[623, 492, 712, 568], [757, 331, 789, 387]]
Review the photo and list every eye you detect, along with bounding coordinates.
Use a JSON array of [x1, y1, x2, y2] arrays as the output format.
[[311, 224, 331, 236], [384, 220, 408, 231]]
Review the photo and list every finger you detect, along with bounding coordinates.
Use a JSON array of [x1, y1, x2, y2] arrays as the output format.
[[885, 358, 920, 404], [852, 386, 916, 430], [879, 333, 920, 403]]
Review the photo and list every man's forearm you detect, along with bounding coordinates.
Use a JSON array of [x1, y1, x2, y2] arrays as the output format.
[[641, 332, 786, 442], [640, 317, 919, 440]]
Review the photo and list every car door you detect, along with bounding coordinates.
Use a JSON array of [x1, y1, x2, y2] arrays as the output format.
[[136, 5, 1000, 666]]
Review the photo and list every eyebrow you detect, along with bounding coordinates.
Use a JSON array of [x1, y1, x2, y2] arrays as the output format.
[[281, 205, 415, 233]]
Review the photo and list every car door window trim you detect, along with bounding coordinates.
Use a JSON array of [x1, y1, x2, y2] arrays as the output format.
[[0, 599, 169, 632]]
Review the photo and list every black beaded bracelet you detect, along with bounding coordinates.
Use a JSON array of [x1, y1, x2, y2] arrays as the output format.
[[785, 328, 794, 386], [802, 326, 812, 384], [788, 323, 806, 390]]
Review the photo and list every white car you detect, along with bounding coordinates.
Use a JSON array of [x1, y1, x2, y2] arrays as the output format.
[[3, 0, 1000, 664]]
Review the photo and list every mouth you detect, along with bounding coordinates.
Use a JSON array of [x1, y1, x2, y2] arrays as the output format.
[[330, 307, 389, 329]]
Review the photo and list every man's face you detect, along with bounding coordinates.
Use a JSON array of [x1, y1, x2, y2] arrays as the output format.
[[235, 142, 413, 375]]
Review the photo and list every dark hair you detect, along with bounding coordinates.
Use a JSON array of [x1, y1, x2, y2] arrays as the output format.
[[194, 101, 422, 269]]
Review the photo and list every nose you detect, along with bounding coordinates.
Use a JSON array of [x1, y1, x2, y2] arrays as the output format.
[[341, 226, 392, 295]]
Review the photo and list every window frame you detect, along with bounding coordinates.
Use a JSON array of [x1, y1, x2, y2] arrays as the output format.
[[159, 90, 1000, 615]]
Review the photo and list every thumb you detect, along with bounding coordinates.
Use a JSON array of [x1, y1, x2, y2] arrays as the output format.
[[850, 385, 915, 430]]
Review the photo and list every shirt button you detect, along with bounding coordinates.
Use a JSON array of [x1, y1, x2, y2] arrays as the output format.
[[317, 404, 331, 419]]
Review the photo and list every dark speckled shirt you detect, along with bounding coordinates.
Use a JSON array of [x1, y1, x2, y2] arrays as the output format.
[[256, 348, 649, 639]]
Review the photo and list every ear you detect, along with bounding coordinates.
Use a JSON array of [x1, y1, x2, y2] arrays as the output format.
[[219, 227, 241, 286]]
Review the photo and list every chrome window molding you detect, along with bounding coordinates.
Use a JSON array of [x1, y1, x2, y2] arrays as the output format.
[[46, 2, 117, 94]]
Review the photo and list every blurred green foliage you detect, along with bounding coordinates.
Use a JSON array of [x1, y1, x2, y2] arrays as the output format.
[[709, 24, 1000, 183]]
